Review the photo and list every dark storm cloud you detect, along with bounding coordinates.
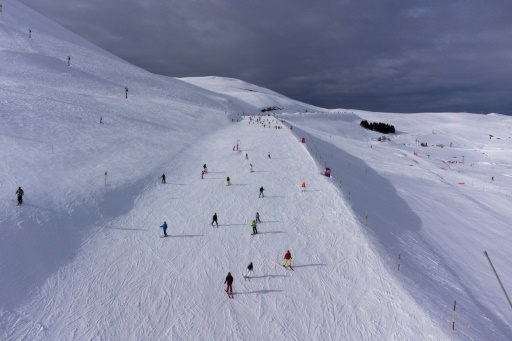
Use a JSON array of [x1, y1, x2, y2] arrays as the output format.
[[19, 0, 512, 114]]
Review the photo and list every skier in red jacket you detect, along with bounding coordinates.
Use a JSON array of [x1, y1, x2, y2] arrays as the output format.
[[283, 250, 293, 270]]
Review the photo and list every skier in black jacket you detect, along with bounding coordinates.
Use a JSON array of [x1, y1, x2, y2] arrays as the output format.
[[211, 213, 218, 227], [243, 262, 253, 280], [16, 187, 24, 205], [259, 186, 265, 198], [225, 272, 234, 293]]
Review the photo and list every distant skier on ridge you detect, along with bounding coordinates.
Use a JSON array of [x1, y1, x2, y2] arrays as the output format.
[[161, 174, 166, 184]]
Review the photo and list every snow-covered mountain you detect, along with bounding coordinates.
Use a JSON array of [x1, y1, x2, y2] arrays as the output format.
[[1, 1, 511, 340]]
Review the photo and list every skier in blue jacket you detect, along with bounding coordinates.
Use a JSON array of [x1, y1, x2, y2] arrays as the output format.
[[161, 221, 168, 237]]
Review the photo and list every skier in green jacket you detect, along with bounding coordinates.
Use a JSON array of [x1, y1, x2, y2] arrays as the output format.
[[251, 220, 258, 235]]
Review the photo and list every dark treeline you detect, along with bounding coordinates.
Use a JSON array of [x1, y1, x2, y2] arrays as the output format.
[[261, 106, 282, 112], [360, 120, 395, 134]]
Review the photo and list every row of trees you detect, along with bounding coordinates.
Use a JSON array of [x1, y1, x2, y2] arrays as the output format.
[[360, 120, 395, 134], [261, 106, 282, 112]]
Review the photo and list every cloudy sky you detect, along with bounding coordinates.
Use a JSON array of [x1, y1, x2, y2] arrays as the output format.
[[19, 0, 512, 114]]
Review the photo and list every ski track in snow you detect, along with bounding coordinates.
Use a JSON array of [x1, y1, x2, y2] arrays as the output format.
[[3, 119, 445, 340]]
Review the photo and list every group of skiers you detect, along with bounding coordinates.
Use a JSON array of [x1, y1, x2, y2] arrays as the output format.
[[224, 251, 292, 293], [154, 127, 295, 296]]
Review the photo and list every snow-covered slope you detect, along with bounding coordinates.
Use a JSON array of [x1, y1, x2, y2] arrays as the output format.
[[1, 1, 511, 340], [0, 0, 240, 317], [278, 110, 512, 340], [181, 76, 325, 114]]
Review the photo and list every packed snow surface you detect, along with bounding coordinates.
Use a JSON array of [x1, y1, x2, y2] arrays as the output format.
[[1, 1, 512, 340]]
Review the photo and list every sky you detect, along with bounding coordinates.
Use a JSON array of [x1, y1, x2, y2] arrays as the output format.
[[18, 0, 512, 115]]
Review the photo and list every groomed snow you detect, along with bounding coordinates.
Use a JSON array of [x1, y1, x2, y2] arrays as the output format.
[[1, 1, 511, 340]]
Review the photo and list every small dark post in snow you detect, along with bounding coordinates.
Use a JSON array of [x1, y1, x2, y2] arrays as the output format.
[[67, 55, 71, 67], [451, 300, 456, 334], [125, 87, 128, 99], [104, 171, 108, 186], [29, 29, 31, 38]]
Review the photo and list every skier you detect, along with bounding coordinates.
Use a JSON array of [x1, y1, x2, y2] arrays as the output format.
[[16, 187, 24, 205], [225, 272, 234, 293], [201, 170, 204, 179], [161, 174, 166, 184], [251, 220, 258, 235], [259, 186, 264, 198], [246, 153, 248, 159], [268, 152, 271, 159], [250, 164, 253, 173], [99, 117, 103, 124], [301, 182, 306, 192], [160, 221, 168, 237], [203, 164, 207, 174], [227, 176, 231, 186], [243, 262, 253, 280], [283, 250, 293, 270], [255, 212, 261, 223], [211, 213, 218, 227]]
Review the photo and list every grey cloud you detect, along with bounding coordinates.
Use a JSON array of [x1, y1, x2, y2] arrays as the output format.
[[18, 0, 512, 114]]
